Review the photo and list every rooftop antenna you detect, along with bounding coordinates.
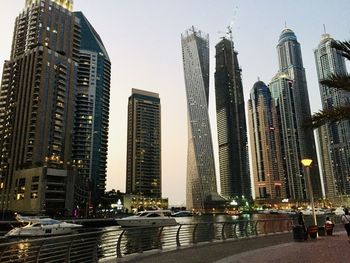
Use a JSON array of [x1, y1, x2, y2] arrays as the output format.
[[257, 76, 260, 81], [284, 21, 287, 28], [323, 24, 327, 34]]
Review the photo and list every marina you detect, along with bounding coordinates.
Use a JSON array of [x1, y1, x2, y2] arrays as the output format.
[[0, 213, 343, 262]]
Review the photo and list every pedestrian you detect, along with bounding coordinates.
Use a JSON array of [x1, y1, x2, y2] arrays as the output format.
[[341, 208, 350, 243], [325, 216, 334, 235], [298, 212, 307, 240], [325, 216, 333, 225]]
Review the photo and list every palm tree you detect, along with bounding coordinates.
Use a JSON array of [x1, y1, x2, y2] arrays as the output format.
[[311, 40, 350, 128]]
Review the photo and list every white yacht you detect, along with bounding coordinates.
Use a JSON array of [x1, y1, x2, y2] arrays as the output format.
[[171, 211, 193, 217], [300, 208, 325, 215], [5, 216, 82, 237], [117, 210, 177, 227]]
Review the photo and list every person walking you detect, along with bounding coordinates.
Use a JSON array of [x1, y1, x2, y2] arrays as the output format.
[[341, 208, 350, 243]]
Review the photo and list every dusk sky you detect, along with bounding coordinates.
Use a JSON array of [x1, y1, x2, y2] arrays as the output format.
[[1, 1, 350, 205]]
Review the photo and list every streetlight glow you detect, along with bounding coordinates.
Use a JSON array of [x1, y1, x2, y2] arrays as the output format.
[[301, 158, 312, 167], [301, 158, 317, 228]]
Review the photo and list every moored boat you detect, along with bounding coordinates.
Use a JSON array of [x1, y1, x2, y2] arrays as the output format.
[[5, 216, 82, 237], [116, 210, 177, 227], [171, 211, 193, 217]]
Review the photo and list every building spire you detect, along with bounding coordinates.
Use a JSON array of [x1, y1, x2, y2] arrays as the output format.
[[323, 24, 327, 34]]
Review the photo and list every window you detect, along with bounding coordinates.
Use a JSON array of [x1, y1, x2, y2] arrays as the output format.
[[147, 213, 160, 218], [32, 176, 39, 183]]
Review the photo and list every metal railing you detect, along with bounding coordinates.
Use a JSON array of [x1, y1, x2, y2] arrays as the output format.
[[0, 218, 296, 263]]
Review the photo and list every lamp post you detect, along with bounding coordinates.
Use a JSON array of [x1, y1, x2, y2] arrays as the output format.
[[301, 158, 317, 226]]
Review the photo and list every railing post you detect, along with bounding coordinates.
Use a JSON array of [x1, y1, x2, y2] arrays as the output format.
[[263, 220, 267, 235], [233, 222, 237, 238], [35, 241, 44, 263], [221, 223, 226, 240], [176, 225, 182, 247], [254, 220, 259, 236], [116, 229, 126, 258], [157, 226, 164, 250], [244, 221, 249, 237], [192, 224, 198, 244], [66, 235, 78, 263]]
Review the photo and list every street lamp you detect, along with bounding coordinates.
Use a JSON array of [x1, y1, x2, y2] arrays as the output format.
[[301, 158, 317, 226]]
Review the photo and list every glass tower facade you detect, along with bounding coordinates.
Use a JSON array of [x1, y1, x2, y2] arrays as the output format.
[[126, 89, 161, 199], [314, 33, 350, 198], [248, 81, 285, 201], [73, 12, 111, 207], [215, 38, 251, 200], [181, 27, 218, 211], [270, 28, 322, 200]]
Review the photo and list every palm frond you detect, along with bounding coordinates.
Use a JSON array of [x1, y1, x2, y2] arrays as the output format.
[[309, 106, 350, 128], [320, 73, 350, 92], [332, 40, 350, 61]]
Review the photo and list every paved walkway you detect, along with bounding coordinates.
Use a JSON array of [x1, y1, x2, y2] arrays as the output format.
[[117, 225, 350, 263]]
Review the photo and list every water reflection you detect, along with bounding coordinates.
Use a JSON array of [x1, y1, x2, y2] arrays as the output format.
[[123, 227, 161, 254]]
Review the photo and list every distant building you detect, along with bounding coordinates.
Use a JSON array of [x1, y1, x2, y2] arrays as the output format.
[[215, 37, 251, 200], [123, 194, 169, 213], [181, 27, 221, 211], [314, 33, 350, 198], [126, 89, 161, 198], [73, 12, 111, 209], [269, 28, 322, 200], [0, 0, 79, 215], [248, 81, 285, 201]]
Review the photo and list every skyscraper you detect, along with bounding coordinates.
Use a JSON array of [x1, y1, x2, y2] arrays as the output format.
[[0, 0, 79, 215], [73, 12, 111, 208], [314, 32, 350, 198], [126, 89, 161, 198], [248, 81, 285, 201], [181, 27, 218, 211], [270, 28, 322, 200], [215, 37, 251, 200]]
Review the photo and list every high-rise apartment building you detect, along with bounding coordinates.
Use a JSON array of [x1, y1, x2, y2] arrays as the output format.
[[0, 0, 79, 215], [126, 89, 161, 198], [73, 12, 111, 208], [0, 0, 110, 216], [248, 81, 285, 201], [270, 28, 322, 200], [215, 37, 251, 200], [181, 27, 219, 211], [314, 33, 350, 198]]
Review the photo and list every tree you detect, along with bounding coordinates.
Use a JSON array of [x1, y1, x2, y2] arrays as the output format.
[[310, 40, 350, 128]]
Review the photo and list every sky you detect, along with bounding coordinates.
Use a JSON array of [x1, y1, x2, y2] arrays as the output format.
[[1, 0, 350, 206]]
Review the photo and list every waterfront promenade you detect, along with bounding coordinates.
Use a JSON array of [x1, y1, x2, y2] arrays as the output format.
[[119, 225, 349, 263]]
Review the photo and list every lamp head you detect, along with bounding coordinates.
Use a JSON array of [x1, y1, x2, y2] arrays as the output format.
[[301, 159, 313, 167]]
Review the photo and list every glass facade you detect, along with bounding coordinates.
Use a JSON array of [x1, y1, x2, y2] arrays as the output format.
[[248, 81, 285, 201], [314, 33, 350, 198], [215, 38, 251, 200], [126, 89, 161, 199], [270, 28, 322, 200], [73, 12, 111, 207], [181, 27, 218, 211]]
